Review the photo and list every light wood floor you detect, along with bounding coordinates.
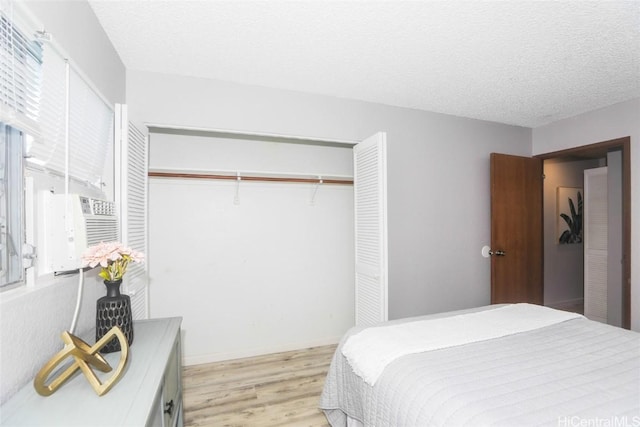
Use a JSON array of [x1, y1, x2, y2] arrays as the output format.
[[182, 344, 337, 427]]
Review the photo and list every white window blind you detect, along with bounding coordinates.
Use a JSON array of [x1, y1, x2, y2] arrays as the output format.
[[19, 32, 113, 189], [1, 1, 113, 189], [68, 68, 112, 188], [26, 42, 65, 172], [0, 3, 42, 135]]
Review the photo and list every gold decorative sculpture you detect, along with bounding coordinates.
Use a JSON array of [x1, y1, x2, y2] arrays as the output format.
[[34, 326, 129, 397]]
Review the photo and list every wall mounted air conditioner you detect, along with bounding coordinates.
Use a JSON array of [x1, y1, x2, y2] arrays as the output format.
[[50, 194, 119, 273]]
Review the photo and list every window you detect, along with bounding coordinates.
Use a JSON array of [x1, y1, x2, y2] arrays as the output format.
[[0, 123, 23, 287], [0, 9, 43, 133], [0, 2, 114, 288], [0, 4, 41, 288]]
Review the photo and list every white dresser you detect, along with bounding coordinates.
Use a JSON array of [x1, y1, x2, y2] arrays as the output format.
[[0, 317, 183, 427]]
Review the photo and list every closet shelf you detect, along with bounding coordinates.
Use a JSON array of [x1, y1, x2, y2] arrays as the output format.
[[148, 169, 353, 185]]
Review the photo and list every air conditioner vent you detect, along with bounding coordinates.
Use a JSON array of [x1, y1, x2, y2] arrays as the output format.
[[91, 199, 116, 216], [86, 217, 119, 246]]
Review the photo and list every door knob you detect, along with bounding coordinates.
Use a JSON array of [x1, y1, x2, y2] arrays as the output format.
[[481, 246, 506, 258]]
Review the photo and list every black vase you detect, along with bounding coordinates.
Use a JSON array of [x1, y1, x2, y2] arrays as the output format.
[[96, 279, 134, 353]]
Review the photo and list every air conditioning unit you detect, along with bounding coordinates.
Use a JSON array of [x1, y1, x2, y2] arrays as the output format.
[[50, 194, 119, 273]]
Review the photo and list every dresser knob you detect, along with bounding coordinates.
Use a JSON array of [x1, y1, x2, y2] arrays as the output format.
[[164, 400, 174, 416]]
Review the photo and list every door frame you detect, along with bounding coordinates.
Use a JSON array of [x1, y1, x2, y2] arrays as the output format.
[[536, 136, 631, 329]]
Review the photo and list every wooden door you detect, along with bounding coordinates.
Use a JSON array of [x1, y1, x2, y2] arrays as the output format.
[[490, 153, 543, 304], [353, 132, 388, 326]]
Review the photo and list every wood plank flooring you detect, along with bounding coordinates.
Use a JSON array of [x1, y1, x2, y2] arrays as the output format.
[[182, 344, 337, 427]]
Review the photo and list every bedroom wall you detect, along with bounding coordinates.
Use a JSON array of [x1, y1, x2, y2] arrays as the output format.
[[127, 70, 532, 327], [0, 2, 125, 405], [147, 131, 354, 363], [533, 98, 640, 331], [543, 158, 601, 308]]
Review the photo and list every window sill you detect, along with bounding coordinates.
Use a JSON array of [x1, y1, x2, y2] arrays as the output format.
[[0, 272, 74, 304]]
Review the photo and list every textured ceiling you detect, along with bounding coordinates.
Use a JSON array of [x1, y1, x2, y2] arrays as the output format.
[[89, 1, 640, 128]]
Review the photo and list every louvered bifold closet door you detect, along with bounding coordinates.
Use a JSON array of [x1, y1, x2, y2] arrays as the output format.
[[115, 104, 149, 320], [353, 132, 388, 327], [584, 167, 608, 324]]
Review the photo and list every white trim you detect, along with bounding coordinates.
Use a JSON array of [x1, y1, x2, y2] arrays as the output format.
[[64, 59, 70, 197], [24, 176, 35, 287], [146, 123, 359, 146]]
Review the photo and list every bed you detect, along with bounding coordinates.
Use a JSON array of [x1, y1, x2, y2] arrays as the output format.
[[320, 304, 640, 426]]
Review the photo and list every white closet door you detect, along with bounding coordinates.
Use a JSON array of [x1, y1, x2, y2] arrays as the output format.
[[353, 132, 388, 326], [584, 167, 608, 323], [115, 104, 150, 320]]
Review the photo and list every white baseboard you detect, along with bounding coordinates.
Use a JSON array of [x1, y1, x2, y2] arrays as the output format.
[[182, 336, 342, 366]]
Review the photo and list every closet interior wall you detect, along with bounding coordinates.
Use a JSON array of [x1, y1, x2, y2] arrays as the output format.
[[147, 129, 355, 364]]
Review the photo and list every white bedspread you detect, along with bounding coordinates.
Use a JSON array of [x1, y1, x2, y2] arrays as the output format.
[[341, 303, 582, 385], [321, 305, 640, 427]]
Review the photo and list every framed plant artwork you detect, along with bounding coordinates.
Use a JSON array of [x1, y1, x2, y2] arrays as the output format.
[[556, 187, 583, 244]]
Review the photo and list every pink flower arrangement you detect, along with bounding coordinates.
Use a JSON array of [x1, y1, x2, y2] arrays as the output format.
[[82, 241, 144, 282]]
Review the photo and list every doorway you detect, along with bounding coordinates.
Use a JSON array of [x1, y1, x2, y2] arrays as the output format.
[[537, 137, 631, 329]]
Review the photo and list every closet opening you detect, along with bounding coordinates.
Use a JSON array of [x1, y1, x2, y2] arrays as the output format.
[[145, 125, 360, 365]]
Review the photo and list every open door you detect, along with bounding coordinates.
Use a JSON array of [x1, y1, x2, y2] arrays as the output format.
[[490, 153, 543, 304], [354, 132, 388, 326]]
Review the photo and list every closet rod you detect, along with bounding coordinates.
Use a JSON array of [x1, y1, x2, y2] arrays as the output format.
[[148, 171, 353, 185]]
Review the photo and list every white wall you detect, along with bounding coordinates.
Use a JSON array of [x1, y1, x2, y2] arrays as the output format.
[[533, 98, 640, 331], [127, 70, 532, 322], [0, 2, 125, 405], [147, 131, 354, 363]]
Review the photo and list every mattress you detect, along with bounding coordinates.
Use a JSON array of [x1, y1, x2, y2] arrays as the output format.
[[320, 305, 640, 426]]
